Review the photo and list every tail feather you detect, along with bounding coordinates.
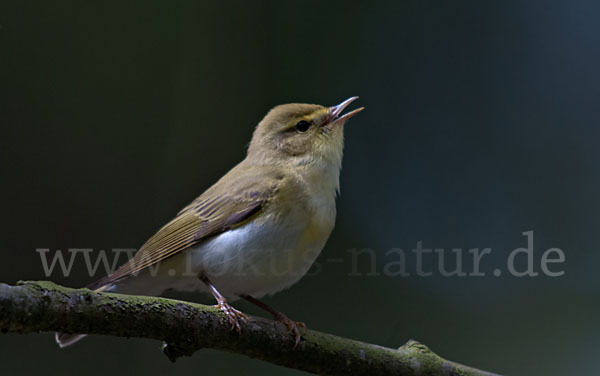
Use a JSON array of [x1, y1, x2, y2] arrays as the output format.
[[55, 283, 113, 348], [55, 332, 87, 348]]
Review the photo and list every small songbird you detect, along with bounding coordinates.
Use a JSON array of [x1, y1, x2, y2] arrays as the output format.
[[56, 97, 363, 347]]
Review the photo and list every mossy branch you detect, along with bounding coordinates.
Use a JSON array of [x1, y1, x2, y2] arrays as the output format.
[[0, 281, 498, 376]]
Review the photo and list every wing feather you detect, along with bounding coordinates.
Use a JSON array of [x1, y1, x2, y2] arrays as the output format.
[[88, 166, 281, 290]]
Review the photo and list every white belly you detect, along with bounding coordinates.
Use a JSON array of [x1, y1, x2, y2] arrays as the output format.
[[110, 210, 333, 300]]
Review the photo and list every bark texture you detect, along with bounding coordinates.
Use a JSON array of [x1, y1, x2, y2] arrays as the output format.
[[0, 281, 499, 376]]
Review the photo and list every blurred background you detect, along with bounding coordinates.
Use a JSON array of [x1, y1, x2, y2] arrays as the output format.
[[1, 1, 598, 375]]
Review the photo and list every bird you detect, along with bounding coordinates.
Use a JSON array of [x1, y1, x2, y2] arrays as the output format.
[[56, 97, 363, 348]]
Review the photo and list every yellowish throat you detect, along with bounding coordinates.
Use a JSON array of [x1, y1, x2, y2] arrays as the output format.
[[56, 97, 363, 347]]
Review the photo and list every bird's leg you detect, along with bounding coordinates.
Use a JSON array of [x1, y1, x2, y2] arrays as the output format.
[[240, 294, 306, 346], [199, 275, 247, 333]]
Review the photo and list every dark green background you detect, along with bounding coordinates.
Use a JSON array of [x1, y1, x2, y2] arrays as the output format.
[[1, 1, 598, 375]]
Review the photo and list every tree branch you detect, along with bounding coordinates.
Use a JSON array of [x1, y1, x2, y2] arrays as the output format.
[[0, 281, 499, 376]]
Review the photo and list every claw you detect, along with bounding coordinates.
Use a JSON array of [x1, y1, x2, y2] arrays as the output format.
[[239, 294, 306, 348], [200, 276, 248, 333], [216, 302, 247, 333], [274, 312, 306, 347]]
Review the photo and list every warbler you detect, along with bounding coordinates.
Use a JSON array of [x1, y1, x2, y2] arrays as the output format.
[[56, 97, 363, 347]]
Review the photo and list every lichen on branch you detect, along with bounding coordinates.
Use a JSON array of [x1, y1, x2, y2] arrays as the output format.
[[0, 281, 498, 376]]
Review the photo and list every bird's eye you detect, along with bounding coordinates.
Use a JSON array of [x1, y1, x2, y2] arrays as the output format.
[[295, 120, 310, 132]]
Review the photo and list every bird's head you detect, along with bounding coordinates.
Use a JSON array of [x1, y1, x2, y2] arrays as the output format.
[[247, 97, 363, 170]]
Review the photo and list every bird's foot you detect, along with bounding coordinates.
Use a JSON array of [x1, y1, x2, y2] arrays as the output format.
[[273, 312, 306, 347], [216, 301, 247, 333]]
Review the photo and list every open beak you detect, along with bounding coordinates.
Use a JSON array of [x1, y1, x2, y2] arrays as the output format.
[[324, 96, 364, 126]]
